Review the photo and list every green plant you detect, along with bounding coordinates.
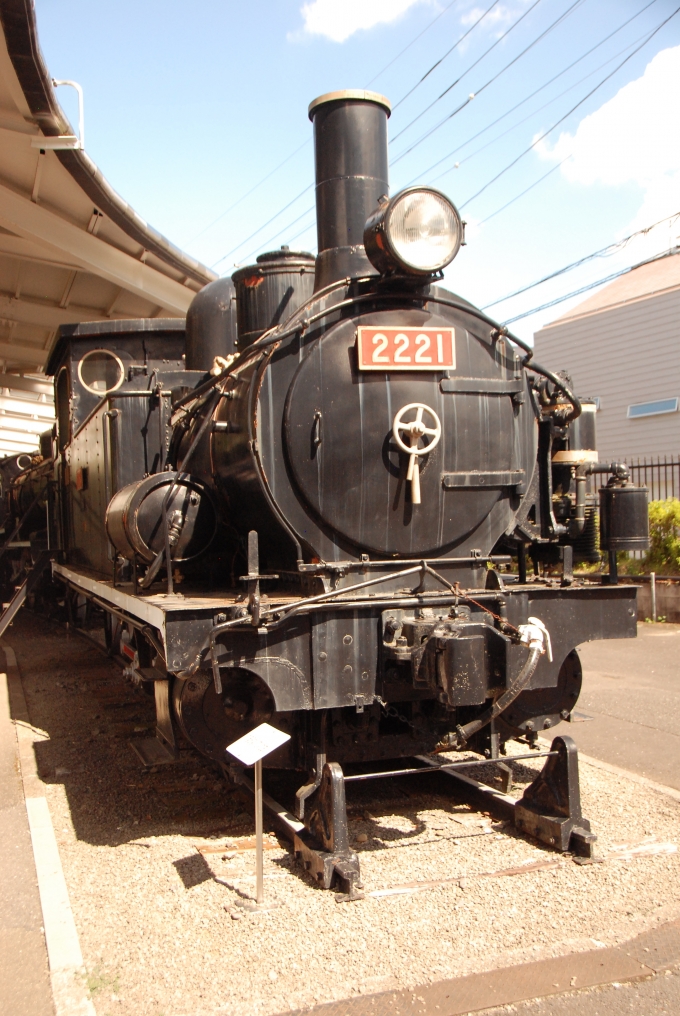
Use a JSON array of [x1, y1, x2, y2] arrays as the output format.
[[86, 966, 120, 996], [644, 498, 680, 574]]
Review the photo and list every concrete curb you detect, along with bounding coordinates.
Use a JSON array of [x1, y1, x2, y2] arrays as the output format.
[[3, 644, 96, 1016], [282, 920, 680, 1015]]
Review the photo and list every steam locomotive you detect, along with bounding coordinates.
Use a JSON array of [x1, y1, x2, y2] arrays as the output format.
[[23, 90, 649, 895]]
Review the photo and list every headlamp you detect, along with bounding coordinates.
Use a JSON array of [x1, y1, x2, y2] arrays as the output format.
[[364, 186, 464, 277]]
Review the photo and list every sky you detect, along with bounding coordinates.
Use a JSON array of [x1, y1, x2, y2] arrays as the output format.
[[33, 0, 680, 347]]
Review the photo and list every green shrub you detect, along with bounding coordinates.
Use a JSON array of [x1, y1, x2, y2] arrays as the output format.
[[644, 498, 680, 573]]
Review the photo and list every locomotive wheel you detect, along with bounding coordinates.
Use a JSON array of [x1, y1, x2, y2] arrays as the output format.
[[173, 669, 275, 762], [498, 649, 582, 736]]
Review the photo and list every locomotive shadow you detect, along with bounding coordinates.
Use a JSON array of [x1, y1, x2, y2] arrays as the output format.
[[9, 613, 261, 850], [12, 613, 553, 887]]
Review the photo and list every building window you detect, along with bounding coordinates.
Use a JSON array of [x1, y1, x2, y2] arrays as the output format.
[[627, 397, 679, 419]]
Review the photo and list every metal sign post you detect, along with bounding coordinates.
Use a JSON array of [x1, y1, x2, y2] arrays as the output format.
[[254, 757, 264, 904], [227, 722, 291, 910]]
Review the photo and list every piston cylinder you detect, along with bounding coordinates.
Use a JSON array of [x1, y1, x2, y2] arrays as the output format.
[[106, 472, 217, 563], [599, 483, 649, 551]]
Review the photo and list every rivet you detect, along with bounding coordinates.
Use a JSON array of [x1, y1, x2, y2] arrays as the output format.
[[343, 635, 353, 645], [318, 652, 327, 661]]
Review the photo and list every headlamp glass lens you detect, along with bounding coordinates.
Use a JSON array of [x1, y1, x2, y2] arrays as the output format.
[[388, 190, 460, 272]]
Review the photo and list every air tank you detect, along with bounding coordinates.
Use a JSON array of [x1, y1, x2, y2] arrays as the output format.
[[185, 277, 238, 371], [232, 247, 315, 349], [600, 483, 649, 552]]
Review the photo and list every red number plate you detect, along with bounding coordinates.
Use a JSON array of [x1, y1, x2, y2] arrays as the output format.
[[356, 327, 456, 371]]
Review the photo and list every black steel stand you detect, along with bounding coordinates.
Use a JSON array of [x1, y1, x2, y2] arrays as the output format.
[[231, 761, 364, 902], [228, 734, 595, 902], [514, 735, 596, 855], [418, 734, 595, 857]]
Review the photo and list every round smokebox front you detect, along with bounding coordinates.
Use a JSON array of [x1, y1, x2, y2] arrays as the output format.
[[284, 311, 521, 556]]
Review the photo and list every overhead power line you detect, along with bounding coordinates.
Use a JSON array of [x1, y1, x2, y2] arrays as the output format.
[[212, 184, 314, 269], [476, 158, 569, 225], [502, 246, 680, 325], [204, 1, 462, 267], [459, 4, 680, 212], [483, 210, 680, 308], [401, 0, 661, 185], [241, 203, 317, 264], [427, 28, 652, 188], [390, 0, 502, 114], [197, 0, 464, 265], [391, 0, 587, 159], [391, 0, 548, 146], [366, 0, 461, 87], [185, 139, 311, 247]]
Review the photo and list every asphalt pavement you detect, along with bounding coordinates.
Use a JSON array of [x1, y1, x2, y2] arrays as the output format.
[[487, 968, 680, 1016], [548, 622, 680, 790]]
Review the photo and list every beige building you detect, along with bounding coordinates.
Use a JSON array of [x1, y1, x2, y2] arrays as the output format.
[[534, 250, 680, 462]]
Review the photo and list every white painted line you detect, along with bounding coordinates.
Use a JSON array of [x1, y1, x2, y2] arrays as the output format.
[[3, 644, 96, 1016]]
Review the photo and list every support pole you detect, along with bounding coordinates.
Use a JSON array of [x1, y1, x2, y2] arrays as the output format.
[[255, 758, 264, 905], [608, 549, 618, 585], [651, 571, 657, 623]]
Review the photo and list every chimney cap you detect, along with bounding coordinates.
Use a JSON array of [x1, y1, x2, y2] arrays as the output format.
[[308, 89, 391, 120]]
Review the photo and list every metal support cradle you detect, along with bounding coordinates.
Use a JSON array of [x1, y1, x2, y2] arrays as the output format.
[[227, 734, 596, 902]]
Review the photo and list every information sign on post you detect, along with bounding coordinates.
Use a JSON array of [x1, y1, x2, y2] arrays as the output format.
[[227, 723, 291, 908]]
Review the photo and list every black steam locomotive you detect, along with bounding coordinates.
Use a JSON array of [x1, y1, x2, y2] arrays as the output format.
[[34, 90, 648, 896]]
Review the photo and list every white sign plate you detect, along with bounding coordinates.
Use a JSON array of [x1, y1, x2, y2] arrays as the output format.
[[227, 722, 291, 766]]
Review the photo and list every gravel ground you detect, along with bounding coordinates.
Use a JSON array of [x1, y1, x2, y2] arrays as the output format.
[[7, 612, 680, 1016]]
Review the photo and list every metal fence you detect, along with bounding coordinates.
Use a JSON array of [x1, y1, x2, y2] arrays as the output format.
[[624, 456, 680, 501]]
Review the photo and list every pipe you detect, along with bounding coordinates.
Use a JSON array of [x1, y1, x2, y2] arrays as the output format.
[[52, 79, 84, 149], [527, 360, 581, 422], [454, 645, 543, 747], [568, 465, 588, 538], [309, 90, 391, 290]]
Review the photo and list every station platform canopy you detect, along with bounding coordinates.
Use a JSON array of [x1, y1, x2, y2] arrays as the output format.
[[0, 0, 216, 454]]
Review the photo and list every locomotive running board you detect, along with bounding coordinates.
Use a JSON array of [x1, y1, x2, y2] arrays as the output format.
[[229, 766, 364, 902], [416, 735, 596, 857]]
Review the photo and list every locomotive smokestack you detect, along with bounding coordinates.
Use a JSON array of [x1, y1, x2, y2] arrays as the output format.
[[308, 90, 391, 291]]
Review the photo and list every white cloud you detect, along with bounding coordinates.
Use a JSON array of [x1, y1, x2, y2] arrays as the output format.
[[296, 0, 427, 44], [460, 3, 522, 30], [538, 45, 680, 256]]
